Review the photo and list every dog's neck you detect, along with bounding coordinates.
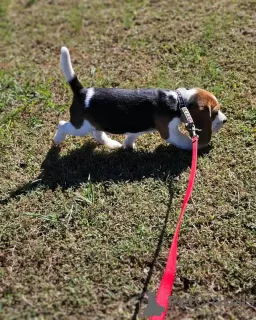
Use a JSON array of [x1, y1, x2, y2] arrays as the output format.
[[175, 88, 197, 107]]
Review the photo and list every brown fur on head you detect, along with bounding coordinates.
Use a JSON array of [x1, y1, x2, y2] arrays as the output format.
[[189, 89, 225, 148]]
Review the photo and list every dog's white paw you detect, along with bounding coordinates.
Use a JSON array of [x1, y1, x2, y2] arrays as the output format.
[[53, 121, 67, 144], [53, 135, 65, 145], [107, 140, 122, 149], [52, 139, 63, 147]]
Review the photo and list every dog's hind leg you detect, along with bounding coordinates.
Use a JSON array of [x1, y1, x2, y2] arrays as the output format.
[[92, 130, 122, 149], [123, 130, 155, 149], [53, 120, 93, 144], [122, 133, 140, 149]]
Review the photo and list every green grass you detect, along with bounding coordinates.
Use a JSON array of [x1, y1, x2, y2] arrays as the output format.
[[0, 0, 255, 319]]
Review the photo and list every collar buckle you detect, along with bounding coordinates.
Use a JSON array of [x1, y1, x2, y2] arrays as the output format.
[[185, 123, 200, 138]]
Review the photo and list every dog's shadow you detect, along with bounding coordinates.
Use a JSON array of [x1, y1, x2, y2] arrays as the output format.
[[1, 141, 212, 319], [1, 141, 212, 204]]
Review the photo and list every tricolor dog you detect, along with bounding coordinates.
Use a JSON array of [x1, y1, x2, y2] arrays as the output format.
[[53, 47, 227, 150]]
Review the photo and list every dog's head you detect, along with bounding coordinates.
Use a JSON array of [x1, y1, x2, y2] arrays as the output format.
[[177, 88, 227, 148]]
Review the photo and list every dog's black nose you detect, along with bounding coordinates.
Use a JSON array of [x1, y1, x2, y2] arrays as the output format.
[[223, 119, 227, 124]]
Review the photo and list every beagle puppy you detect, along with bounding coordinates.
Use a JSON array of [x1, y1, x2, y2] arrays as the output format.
[[53, 47, 227, 150]]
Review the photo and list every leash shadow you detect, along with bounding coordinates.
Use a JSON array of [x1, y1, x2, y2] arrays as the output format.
[[0, 141, 212, 205]]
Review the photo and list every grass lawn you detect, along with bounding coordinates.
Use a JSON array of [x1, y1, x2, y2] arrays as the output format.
[[0, 0, 255, 319]]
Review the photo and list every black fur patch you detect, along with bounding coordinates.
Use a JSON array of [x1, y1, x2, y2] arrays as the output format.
[[85, 88, 180, 133], [69, 87, 180, 133], [68, 76, 83, 93]]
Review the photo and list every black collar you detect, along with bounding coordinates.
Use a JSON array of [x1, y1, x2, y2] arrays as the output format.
[[175, 89, 187, 109]]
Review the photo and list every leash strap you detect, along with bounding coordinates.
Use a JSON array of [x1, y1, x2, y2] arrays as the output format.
[[150, 135, 198, 320]]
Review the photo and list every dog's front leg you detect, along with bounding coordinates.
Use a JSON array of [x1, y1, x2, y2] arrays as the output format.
[[92, 131, 122, 149], [166, 117, 192, 150]]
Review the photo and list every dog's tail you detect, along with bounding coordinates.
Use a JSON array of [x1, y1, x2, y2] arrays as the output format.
[[60, 46, 83, 93]]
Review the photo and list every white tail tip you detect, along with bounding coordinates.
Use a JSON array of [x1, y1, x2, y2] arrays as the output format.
[[61, 46, 69, 55], [60, 46, 75, 82]]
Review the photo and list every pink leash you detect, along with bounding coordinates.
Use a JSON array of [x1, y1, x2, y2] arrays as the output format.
[[150, 135, 199, 320]]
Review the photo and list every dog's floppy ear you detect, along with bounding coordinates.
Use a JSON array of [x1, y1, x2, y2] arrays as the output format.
[[189, 104, 212, 148]]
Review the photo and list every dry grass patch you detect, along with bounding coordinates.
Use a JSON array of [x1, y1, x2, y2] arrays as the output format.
[[0, 0, 255, 319]]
